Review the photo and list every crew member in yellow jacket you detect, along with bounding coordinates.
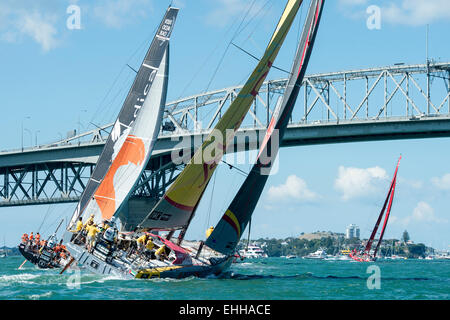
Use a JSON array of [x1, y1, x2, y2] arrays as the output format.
[[155, 244, 168, 261], [206, 226, 214, 238], [85, 222, 100, 252]]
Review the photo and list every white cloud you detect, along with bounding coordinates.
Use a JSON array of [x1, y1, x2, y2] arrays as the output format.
[[0, 0, 156, 51], [0, 1, 60, 52], [18, 11, 59, 52], [431, 173, 450, 190], [267, 175, 318, 202], [381, 0, 450, 26], [338, 0, 450, 26], [334, 166, 388, 201], [392, 201, 447, 226]]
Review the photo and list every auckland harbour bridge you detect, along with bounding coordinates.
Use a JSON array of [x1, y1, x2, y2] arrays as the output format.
[[1, 62, 450, 225]]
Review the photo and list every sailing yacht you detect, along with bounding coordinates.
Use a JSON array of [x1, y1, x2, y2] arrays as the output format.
[[350, 156, 402, 262], [61, 0, 321, 280]]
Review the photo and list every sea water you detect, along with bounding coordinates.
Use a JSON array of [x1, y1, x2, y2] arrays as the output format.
[[0, 256, 449, 300]]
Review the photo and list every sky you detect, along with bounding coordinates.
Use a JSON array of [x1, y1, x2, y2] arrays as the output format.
[[0, 0, 449, 250]]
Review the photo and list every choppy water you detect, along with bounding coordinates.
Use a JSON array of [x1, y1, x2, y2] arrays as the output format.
[[0, 256, 449, 300]]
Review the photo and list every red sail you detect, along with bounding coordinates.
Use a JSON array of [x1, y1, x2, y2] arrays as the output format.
[[373, 157, 401, 257]]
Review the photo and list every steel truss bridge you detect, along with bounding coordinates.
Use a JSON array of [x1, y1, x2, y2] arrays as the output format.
[[1, 62, 449, 209]]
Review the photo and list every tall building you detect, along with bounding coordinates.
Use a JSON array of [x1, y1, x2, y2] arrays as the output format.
[[346, 224, 360, 239]]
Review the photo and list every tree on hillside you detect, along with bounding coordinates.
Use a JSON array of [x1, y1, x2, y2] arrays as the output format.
[[402, 230, 410, 243]]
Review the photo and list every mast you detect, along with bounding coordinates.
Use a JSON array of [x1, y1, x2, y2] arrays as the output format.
[[364, 155, 401, 256], [67, 7, 179, 229], [373, 156, 401, 257], [137, 0, 304, 234], [205, 0, 325, 256]]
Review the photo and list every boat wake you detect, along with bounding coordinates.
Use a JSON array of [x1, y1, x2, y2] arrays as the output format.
[[222, 272, 432, 282]]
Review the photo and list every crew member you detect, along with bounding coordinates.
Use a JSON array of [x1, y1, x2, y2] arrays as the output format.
[[21, 233, 29, 244], [70, 217, 84, 242], [100, 220, 110, 232], [206, 226, 214, 238], [155, 244, 168, 261], [84, 214, 95, 229], [136, 234, 148, 252], [86, 222, 100, 252], [35, 233, 41, 248], [143, 238, 155, 260], [29, 232, 34, 246], [74, 217, 83, 232]]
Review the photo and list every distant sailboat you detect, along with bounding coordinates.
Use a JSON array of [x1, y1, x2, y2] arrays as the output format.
[[350, 156, 402, 262]]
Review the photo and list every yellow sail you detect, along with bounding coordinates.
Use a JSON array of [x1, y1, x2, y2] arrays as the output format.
[[139, 0, 303, 230]]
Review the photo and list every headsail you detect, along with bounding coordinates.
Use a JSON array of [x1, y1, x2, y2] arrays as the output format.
[[68, 7, 179, 228], [205, 0, 325, 255], [137, 0, 304, 232], [371, 156, 401, 257]]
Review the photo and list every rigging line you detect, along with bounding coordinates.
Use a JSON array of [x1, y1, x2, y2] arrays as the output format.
[[175, 0, 266, 107], [242, 0, 274, 42], [89, 22, 159, 128], [203, 0, 259, 93], [230, 42, 292, 75], [37, 205, 54, 233], [126, 64, 138, 74], [205, 168, 218, 231], [221, 159, 248, 177]]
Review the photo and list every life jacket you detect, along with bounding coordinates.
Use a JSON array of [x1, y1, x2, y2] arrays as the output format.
[[137, 235, 147, 244], [87, 225, 100, 238], [145, 240, 154, 251], [29, 233, 34, 241], [75, 221, 83, 232], [155, 245, 166, 256]]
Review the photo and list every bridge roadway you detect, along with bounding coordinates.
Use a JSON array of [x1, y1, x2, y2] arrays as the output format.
[[1, 62, 449, 210]]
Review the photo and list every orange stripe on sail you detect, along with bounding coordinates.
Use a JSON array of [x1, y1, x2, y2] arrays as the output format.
[[94, 135, 145, 220]]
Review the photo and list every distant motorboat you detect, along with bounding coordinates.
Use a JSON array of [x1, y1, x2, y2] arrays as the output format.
[[303, 248, 327, 259], [285, 255, 297, 259], [239, 245, 268, 259]]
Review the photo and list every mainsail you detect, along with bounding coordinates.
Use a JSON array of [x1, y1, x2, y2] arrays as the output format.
[[138, 0, 304, 232], [68, 7, 179, 228], [205, 0, 325, 255], [364, 155, 401, 258]]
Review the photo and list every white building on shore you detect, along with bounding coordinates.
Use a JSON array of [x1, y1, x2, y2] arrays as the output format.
[[346, 224, 360, 239]]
